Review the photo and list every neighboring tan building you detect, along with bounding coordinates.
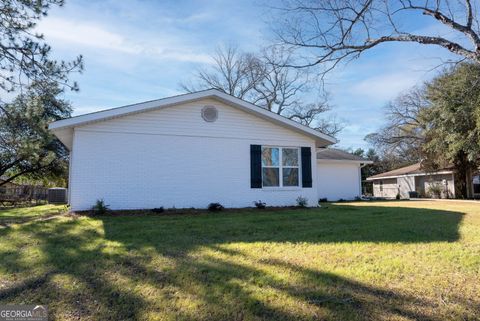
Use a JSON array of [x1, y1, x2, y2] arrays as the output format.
[[366, 163, 454, 198], [367, 163, 480, 199]]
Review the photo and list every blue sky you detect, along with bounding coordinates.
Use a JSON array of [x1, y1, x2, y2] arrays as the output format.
[[37, 0, 459, 150]]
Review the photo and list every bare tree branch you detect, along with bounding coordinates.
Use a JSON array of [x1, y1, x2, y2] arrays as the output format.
[[365, 85, 428, 161], [180, 45, 342, 137], [274, 0, 480, 74]]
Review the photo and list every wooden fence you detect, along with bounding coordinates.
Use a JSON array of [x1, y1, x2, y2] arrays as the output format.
[[0, 185, 49, 206]]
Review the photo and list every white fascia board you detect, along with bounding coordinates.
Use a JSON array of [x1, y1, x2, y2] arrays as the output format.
[[49, 89, 337, 146], [316, 159, 373, 164], [49, 90, 214, 130], [366, 170, 454, 181]]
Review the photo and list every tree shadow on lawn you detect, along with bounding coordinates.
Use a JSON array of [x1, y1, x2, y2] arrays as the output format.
[[100, 203, 464, 250], [0, 204, 475, 320]]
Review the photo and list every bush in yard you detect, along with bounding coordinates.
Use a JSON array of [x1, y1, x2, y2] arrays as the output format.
[[92, 199, 109, 215], [427, 183, 443, 199], [296, 196, 308, 207], [318, 198, 328, 203], [254, 200, 266, 209], [151, 207, 164, 213], [396, 193, 401, 200], [207, 203, 224, 212]]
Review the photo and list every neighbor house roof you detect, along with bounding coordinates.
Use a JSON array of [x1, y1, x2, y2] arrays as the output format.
[[316, 148, 373, 163], [366, 162, 454, 181], [49, 89, 337, 150]]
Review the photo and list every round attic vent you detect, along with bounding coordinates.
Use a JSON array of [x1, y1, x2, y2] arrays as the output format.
[[201, 105, 218, 122]]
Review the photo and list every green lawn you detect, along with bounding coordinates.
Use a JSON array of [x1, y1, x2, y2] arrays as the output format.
[[0, 201, 479, 320], [0, 204, 66, 225]]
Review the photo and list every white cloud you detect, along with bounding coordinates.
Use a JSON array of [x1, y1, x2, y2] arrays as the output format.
[[37, 17, 212, 64], [349, 72, 421, 101], [38, 18, 139, 54]]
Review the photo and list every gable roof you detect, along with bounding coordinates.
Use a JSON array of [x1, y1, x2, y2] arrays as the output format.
[[366, 162, 454, 180], [49, 89, 337, 149], [316, 148, 373, 163]]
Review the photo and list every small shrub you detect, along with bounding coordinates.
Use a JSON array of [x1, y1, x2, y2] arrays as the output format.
[[92, 199, 109, 215], [208, 202, 224, 212], [337, 198, 346, 202], [254, 200, 266, 209], [318, 198, 328, 203], [151, 207, 164, 213], [396, 193, 401, 200], [354, 196, 361, 201], [427, 183, 443, 199], [296, 196, 308, 208]]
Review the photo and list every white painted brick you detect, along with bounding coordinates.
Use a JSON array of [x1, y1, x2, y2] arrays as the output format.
[[70, 98, 318, 210]]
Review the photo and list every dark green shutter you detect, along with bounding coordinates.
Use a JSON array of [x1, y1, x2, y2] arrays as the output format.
[[301, 147, 312, 188], [250, 145, 262, 188]]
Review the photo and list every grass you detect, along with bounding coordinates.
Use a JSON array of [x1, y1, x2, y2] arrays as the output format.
[[0, 201, 479, 320], [0, 204, 66, 225]]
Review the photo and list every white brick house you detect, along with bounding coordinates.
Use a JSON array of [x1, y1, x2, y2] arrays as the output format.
[[49, 89, 370, 211]]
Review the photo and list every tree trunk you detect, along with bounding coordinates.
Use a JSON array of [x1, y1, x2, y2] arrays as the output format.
[[454, 152, 474, 199]]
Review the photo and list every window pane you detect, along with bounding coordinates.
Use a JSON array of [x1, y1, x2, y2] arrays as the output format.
[[282, 148, 298, 166], [263, 168, 279, 187], [262, 147, 279, 166], [474, 184, 480, 194], [474, 175, 480, 194], [283, 168, 299, 186]]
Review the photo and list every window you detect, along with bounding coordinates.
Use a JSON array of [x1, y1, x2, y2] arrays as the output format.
[[474, 175, 480, 194], [261, 147, 299, 187]]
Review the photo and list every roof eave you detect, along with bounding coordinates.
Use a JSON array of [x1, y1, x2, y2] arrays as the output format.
[[317, 159, 373, 164], [49, 89, 337, 147]]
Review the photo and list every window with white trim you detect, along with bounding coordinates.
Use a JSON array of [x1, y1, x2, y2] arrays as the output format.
[[261, 147, 300, 187]]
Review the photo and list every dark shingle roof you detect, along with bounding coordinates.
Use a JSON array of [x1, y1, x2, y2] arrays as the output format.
[[316, 148, 371, 162]]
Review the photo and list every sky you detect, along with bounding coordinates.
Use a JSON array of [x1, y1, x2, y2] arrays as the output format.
[[36, 0, 461, 150]]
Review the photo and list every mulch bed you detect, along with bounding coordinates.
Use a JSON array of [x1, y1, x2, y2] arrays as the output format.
[[73, 205, 316, 218]]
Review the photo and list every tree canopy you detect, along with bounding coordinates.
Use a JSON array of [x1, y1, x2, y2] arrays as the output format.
[[367, 63, 480, 197], [0, 81, 71, 186], [0, 0, 83, 185], [422, 63, 480, 196]]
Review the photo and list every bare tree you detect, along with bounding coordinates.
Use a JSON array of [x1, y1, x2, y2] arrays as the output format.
[[181, 45, 343, 136], [365, 86, 428, 162], [274, 0, 480, 73], [249, 47, 307, 114], [180, 46, 265, 99]]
